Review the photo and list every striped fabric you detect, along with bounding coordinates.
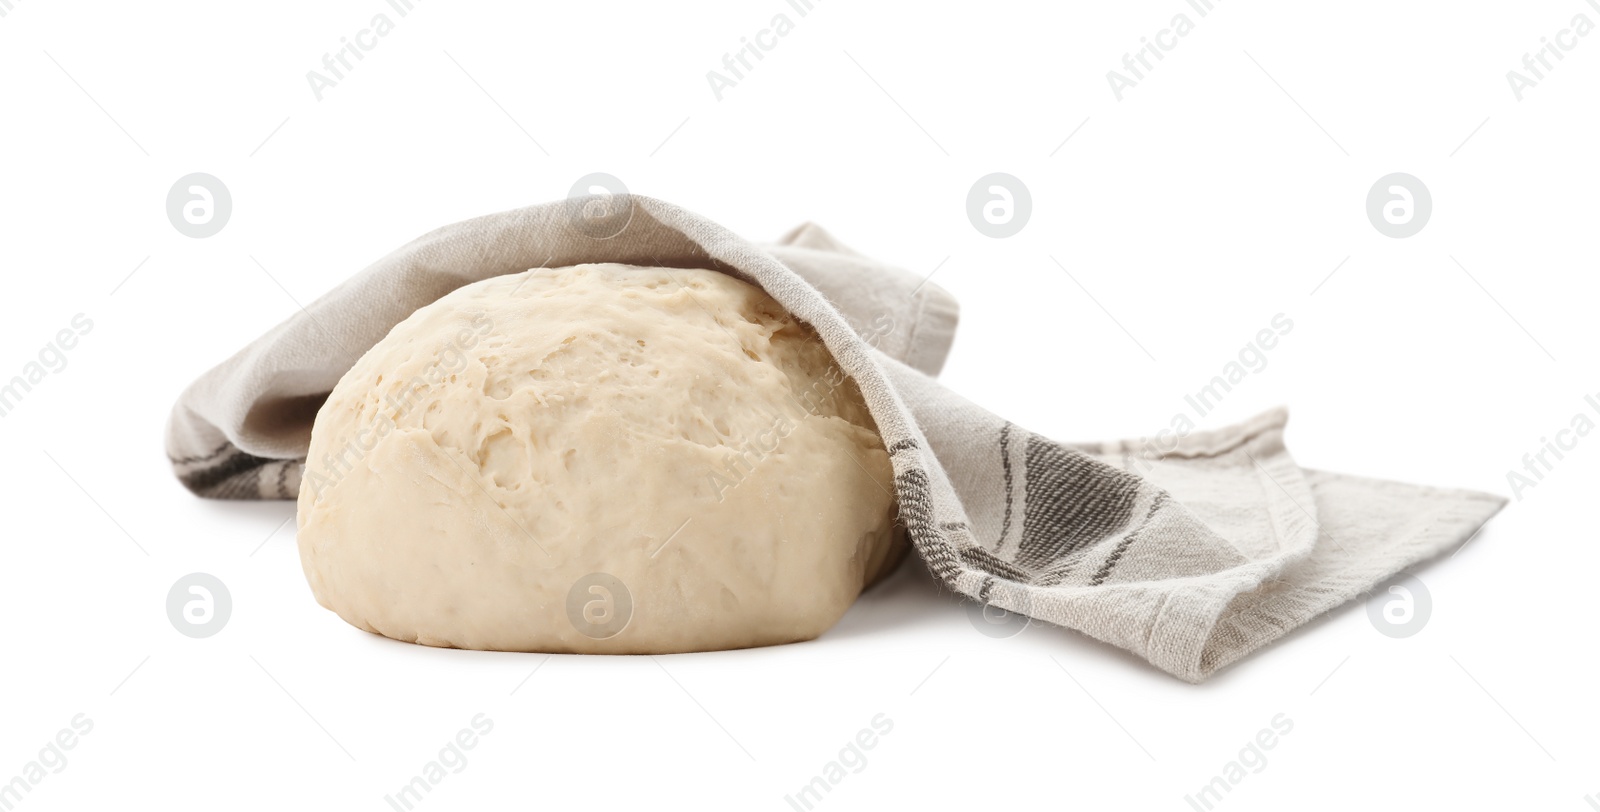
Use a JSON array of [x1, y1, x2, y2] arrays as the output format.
[[165, 195, 1504, 682]]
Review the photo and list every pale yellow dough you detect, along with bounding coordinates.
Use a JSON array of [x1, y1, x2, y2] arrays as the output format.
[[296, 263, 902, 652]]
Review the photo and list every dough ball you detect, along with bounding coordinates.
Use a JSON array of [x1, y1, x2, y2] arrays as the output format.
[[296, 263, 902, 653]]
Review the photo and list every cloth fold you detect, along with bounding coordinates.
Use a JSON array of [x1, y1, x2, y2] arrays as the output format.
[[165, 195, 1504, 682]]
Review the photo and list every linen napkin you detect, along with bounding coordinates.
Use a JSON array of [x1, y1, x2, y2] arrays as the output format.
[[165, 194, 1504, 682]]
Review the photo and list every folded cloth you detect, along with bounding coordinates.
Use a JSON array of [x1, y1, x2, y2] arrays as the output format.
[[165, 195, 1505, 682]]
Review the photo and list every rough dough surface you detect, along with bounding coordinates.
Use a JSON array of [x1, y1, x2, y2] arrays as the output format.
[[296, 263, 902, 652]]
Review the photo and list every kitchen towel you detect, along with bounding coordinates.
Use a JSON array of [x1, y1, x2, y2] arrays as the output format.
[[165, 194, 1504, 682]]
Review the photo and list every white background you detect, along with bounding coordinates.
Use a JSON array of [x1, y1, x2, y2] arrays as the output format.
[[1, 0, 1596, 809]]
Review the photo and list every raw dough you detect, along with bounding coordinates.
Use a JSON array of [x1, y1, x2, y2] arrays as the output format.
[[296, 263, 902, 652]]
